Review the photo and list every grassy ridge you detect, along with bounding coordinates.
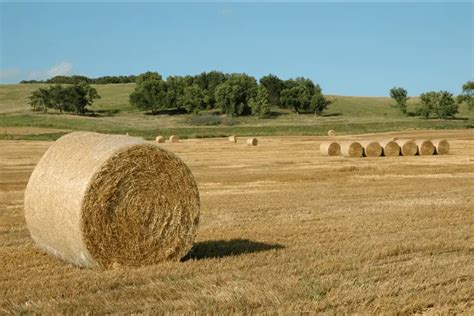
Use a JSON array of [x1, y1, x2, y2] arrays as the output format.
[[0, 84, 472, 140]]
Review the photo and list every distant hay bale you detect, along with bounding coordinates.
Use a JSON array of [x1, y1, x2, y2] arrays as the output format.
[[379, 140, 401, 157], [320, 141, 341, 156], [155, 136, 165, 143], [390, 137, 398, 141], [327, 130, 337, 136], [24, 132, 200, 269], [416, 140, 435, 156], [360, 140, 383, 157], [169, 135, 180, 143], [247, 138, 258, 146], [396, 139, 418, 156], [432, 139, 450, 155], [340, 141, 364, 157], [228, 135, 237, 143]]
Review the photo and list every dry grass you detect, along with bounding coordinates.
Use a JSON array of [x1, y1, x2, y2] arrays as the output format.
[[1, 129, 473, 314]]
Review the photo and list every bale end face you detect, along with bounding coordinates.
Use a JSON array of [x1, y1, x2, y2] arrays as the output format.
[[247, 138, 258, 146], [320, 141, 341, 156], [169, 135, 180, 143], [396, 139, 418, 156], [416, 140, 435, 156], [432, 139, 450, 155], [360, 141, 383, 157], [380, 140, 400, 157], [341, 142, 364, 157]]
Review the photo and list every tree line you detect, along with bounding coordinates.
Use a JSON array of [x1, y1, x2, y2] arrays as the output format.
[[21, 75, 137, 85], [389, 81, 473, 119]]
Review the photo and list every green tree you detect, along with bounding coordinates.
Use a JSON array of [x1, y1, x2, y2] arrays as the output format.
[[29, 88, 51, 113], [310, 85, 331, 115], [457, 80, 474, 110], [418, 91, 458, 119], [259, 74, 285, 107], [66, 82, 100, 114], [250, 85, 271, 117], [180, 84, 205, 113], [214, 74, 258, 116], [130, 79, 168, 114], [389, 87, 409, 115], [135, 71, 162, 86], [280, 85, 311, 114]]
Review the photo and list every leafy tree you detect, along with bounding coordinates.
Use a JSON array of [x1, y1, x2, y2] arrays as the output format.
[[135, 72, 163, 86], [259, 74, 285, 107], [130, 79, 168, 114], [166, 76, 186, 109], [457, 80, 474, 110], [28, 83, 99, 114], [29, 88, 51, 112], [280, 85, 311, 114], [180, 84, 205, 113], [418, 91, 458, 119], [214, 74, 258, 116], [310, 85, 331, 115], [250, 85, 271, 117], [389, 87, 409, 115]]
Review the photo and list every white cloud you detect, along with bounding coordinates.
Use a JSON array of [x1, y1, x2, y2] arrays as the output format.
[[0, 68, 21, 81], [27, 61, 73, 80]]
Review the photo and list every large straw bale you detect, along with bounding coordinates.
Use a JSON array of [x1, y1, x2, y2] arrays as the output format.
[[340, 141, 364, 157], [432, 139, 450, 155], [320, 141, 341, 156], [396, 139, 418, 156], [247, 138, 258, 146], [24, 132, 200, 268], [416, 140, 435, 156], [379, 140, 401, 157], [360, 140, 383, 157]]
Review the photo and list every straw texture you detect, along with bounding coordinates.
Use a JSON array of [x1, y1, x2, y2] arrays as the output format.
[[247, 138, 258, 146], [340, 142, 364, 157], [396, 139, 418, 156], [320, 141, 341, 156], [432, 139, 450, 155], [416, 140, 435, 156], [360, 141, 383, 157], [379, 140, 401, 157], [24, 132, 200, 269]]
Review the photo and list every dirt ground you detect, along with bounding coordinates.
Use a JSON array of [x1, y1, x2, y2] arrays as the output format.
[[1, 130, 473, 313]]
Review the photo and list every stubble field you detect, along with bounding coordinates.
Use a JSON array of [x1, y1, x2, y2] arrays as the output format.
[[1, 129, 473, 313]]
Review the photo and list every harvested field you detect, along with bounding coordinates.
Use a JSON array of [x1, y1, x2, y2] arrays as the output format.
[[1, 129, 473, 314]]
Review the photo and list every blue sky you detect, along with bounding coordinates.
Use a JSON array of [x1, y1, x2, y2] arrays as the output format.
[[0, 2, 472, 96]]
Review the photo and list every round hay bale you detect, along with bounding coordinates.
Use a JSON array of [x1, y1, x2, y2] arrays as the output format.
[[228, 135, 237, 143], [24, 132, 200, 269], [396, 139, 418, 156], [379, 140, 401, 157], [360, 140, 383, 157], [416, 140, 435, 156], [390, 137, 398, 141], [169, 135, 180, 143], [155, 136, 165, 143], [340, 141, 364, 157], [432, 139, 450, 155], [320, 141, 341, 156], [247, 138, 258, 146], [328, 130, 336, 136]]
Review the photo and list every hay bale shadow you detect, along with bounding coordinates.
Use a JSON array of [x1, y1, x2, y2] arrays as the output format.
[[182, 239, 284, 261]]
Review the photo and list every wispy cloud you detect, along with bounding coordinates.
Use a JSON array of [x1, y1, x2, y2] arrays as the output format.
[[0, 68, 21, 81], [218, 8, 234, 17], [27, 61, 73, 80]]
